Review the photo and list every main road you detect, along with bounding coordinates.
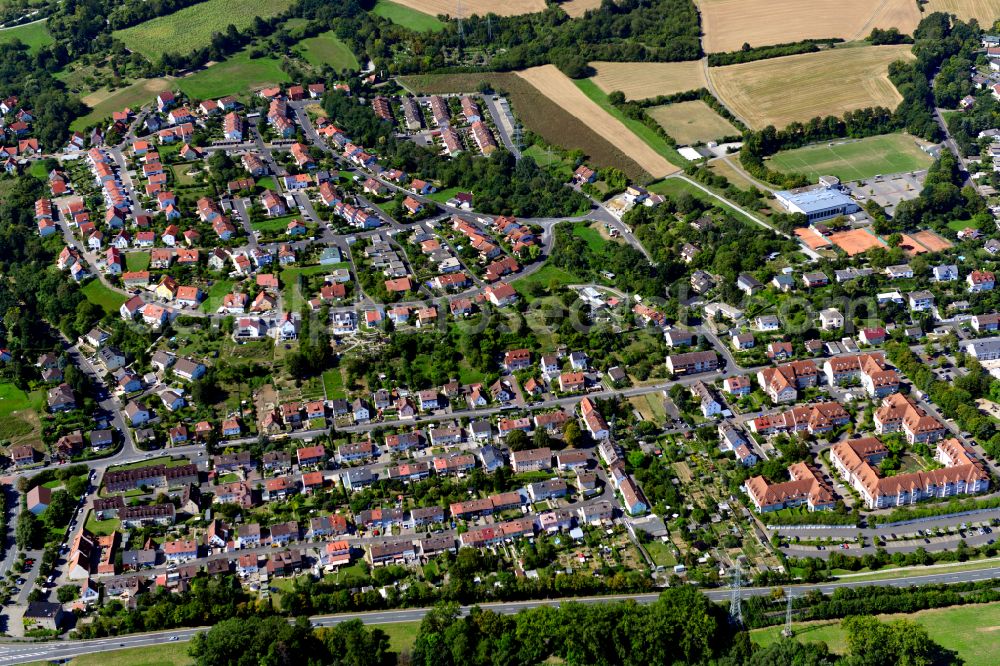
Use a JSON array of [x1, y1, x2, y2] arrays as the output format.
[[1, 564, 999, 664]]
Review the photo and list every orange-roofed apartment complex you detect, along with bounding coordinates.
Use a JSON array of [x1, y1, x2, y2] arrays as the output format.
[[831, 437, 989, 509], [744, 462, 835, 513]]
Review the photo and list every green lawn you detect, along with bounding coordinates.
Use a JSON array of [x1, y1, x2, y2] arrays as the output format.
[[322, 368, 346, 400], [171, 163, 201, 186], [64, 641, 194, 666], [280, 263, 347, 304], [571, 223, 607, 252], [252, 213, 301, 234], [0, 382, 43, 419], [427, 186, 462, 204], [649, 177, 748, 221], [372, 0, 446, 32], [299, 31, 359, 71], [84, 511, 120, 536], [512, 263, 582, 298], [28, 160, 49, 180], [114, 0, 294, 61], [200, 279, 235, 313], [125, 252, 150, 272], [643, 539, 677, 567], [81, 279, 127, 314], [522, 144, 575, 180], [378, 621, 421, 654], [572, 78, 687, 169], [177, 48, 292, 100], [765, 133, 934, 182], [0, 20, 55, 52], [71, 78, 173, 131], [751, 602, 1000, 666], [257, 176, 277, 191]]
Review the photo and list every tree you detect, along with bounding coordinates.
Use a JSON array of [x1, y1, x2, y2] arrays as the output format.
[[15, 509, 42, 550], [505, 429, 530, 452], [842, 615, 940, 666], [563, 420, 583, 449], [56, 584, 79, 602]]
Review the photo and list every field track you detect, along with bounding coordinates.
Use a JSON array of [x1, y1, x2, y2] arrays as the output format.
[[561, 0, 603, 17], [696, 0, 921, 53], [384, 0, 546, 17], [708, 46, 913, 130], [516, 65, 680, 178], [589, 61, 707, 100]]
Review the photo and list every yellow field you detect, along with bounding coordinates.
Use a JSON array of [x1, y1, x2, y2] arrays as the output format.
[[516, 65, 679, 178], [562, 0, 603, 17], [647, 101, 739, 144], [924, 0, 1000, 24], [589, 61, 708, 100], [708, 45, 913, 130], [696, 0, 921, 53], [387, 0, 546, 17]]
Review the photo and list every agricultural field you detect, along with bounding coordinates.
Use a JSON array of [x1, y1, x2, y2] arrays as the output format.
[[924, 0, 1000, 24], [517, 65, 680, 179], [298, 31, 359, 71], [0, 19, 54, 52], [561, 0, 603, 17], [375, 0, 545, 19], [113, 0, 294, 61], [400, 72, 652, 180], [372, 0, 446, 31], [766, 133, 934, 181], [81, 279, 127, 314], [696, 0, 921, 53], [708, 45, 913, 130], [751, 601, 1000, 666], [72, 78, 173, 131], [63, 641, 194, 666], [177, 49, 290, 100], [647, 101, 739, 145], [589, 61, 707, 101]]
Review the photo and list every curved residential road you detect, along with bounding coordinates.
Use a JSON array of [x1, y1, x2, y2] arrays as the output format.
[[2, 566, 1000, 664]]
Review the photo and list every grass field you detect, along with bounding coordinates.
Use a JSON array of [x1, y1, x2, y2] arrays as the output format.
[[924, 0, 1000, 24], [0, 382, 43, 443], [0, 19, 54, 52], [64, 641, 194, 666], [644, 540, 677, 567], [372, 0, 447, 31], [280, 263, 346, 306], [589, 61, 707, 101], [399, 72, 651, 181], [114, 0, 294, 61], [708, 45, 913, 130], [752, 602, 1000, 666], [375, 0, 544, 20], [322, 368, 346, 399], [177, 50, 290, 99], [299, 31, 359, 71], [766, 133, 934, 181], [696, 0, 921, 53], [81, 279, 127, 314], [512, 263, 581, 297], [521, 144, 576, 180], [125, 252, 150, 272], [379, 621, 421, 654], [84, 511, 120, 536], [72, 78, 173, 131], [572, 223, 607, 252], [199, 279, 235, 313], [647, 100, 739, 145]]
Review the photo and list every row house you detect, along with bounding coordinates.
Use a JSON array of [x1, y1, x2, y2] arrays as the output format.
[[744, 462, 835, 513], [874, 393, 947, 444], [750, 402, 850, 437], [756, 360, 818, 403]]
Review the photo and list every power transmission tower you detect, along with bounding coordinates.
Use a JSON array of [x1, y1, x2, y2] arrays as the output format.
[[456, 0, 464, 41], [513, 121, 524, 153], [729, 566, 743, 626], [487, 15, 492, 41], [781, 594, 794, 638]]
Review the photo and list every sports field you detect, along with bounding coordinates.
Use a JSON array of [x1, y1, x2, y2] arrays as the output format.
[[516, 66, 680, 178], [924, 0, 1000, 24], [372, 0, 446, 31], [828, 228, 886, 256], [177, 50, 290, 99], [562, 0, 603, 17], [647, 101, 739, 145], [113, 0, 294, 61], [752, 601, 1000, 666], [589, 61, 707, 100], [766, 134, 933, 181], [709, 46, 914, 130], [0, 19, 54, 52], [72, 78, 173, 131], [299, 31, 359, 71], [696, 0, 920, 53]]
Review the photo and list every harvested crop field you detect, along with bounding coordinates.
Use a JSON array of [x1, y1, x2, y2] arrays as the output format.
[[113, 0, 293, 61], [383, 0, 546, 18], [696, 0, 921, 53], [562, 0, 603, 17], [400, 72, 653, 181], [516, 65, 679, 178], [924, 0, 1000, 24], [589, 61, 707, 101], [708, 46, 913, 130], [647, 101, 739, 144]]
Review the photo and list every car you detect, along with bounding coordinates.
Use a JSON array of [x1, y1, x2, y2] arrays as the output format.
[[170, 636, 179, 642]]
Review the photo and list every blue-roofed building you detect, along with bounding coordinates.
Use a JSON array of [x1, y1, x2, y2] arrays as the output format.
[[319, 246, 343, 265], [775, 186, 860, 222]]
